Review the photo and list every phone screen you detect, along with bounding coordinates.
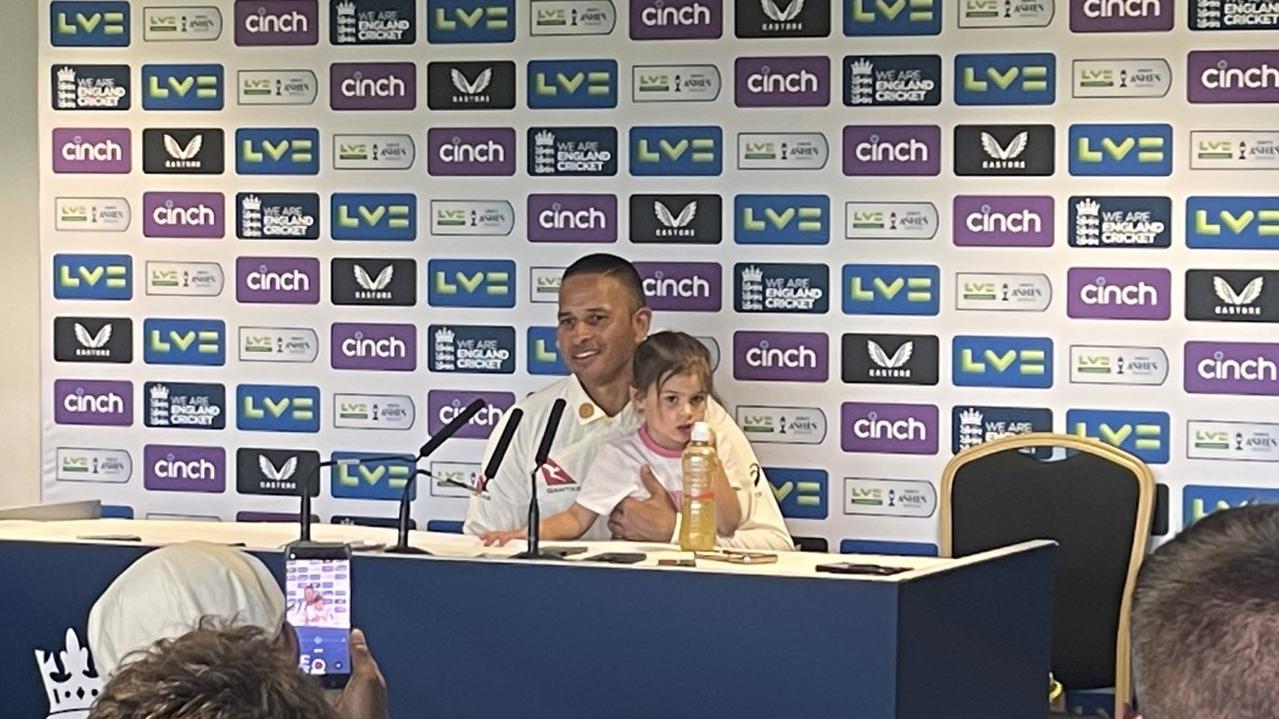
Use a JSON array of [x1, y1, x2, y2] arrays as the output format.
[[286, 556, 351, 681]]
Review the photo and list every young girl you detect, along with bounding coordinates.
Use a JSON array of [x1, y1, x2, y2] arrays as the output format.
[[481, 331, 742, 545]]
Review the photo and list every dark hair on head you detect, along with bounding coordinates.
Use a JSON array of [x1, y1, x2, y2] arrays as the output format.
[[89, 624, 339, 719], [1131, 503, 1279, 719], [632, 331, 713, 397], [561, 253, 647, 312]]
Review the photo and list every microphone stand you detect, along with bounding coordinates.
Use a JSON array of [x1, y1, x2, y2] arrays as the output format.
[[385, 469, 431, 555], [511, 399, 567, 560]]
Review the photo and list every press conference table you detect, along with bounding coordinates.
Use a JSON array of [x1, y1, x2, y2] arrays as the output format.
[[1, 520, 1055, 719]]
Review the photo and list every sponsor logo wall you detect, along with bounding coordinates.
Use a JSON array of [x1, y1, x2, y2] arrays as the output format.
[[38, 0, 1279, 552]]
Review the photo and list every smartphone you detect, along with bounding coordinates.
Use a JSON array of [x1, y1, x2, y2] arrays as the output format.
[[815, 562, 909, 576], [581, 552, 647, 564], [542, 545, 588, 558], [657, 558, 696, 568], [694, 550, 779, 565], [285, 542, 352, 689]]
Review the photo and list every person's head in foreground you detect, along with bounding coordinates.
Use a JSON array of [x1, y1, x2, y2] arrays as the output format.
[[88, 542, 293, 677], [630, 331, 714, 451], [88, 624, 338, 719], [557, 253, 652, 400], [1131, 503, 1279, 719]]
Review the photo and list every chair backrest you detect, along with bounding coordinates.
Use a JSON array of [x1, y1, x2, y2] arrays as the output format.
[[940, 432, 1154, 715]]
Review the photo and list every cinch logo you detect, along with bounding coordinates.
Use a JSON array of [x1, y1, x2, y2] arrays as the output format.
[[1186, 420, 1279, 462], [527, 59, 618, 109], [1190, 0, 1279, 29], [1187, 197, 1279, 249], [732, 331, 829, 382], [238, 192, 320, 240], [1188, 50, 1279, 104], [736, 405, 828, 444], [427, 390, 514, 439], [52, 128, 130, 174], [144, 382, 226, 430], [143, 318, 225, 366], [1184, 485, 1279, 526], [1070, 0, 1172, 31], [237, 384, 319, 432], [954, 124, 1055, 176], [845, 0, 941, 35], [528, 194, 617, 243], [952, 335, 1053, 389], [333, 393, 415, 430], [143, 446, 225, 492], [239, 326, 319, 364], [960, 0, 1055, 26], [842, 333, 940, 385], [526, 326, 567, 375], [141, 64, 223, 111], [332, 258, 416, 306], [1068, 196, 1172, 248], [53, 253, 131, 300], [1067, 408, 1169, 463], [56, 446, 132, 483], [629, 126, 722, 176], [142, 6, 223, 42], [952, 405, 1053, 455], [53, 317, 132, 364], [236, 448, 321, 497], [843, 54, 941, 107], [734, 56, 830, 107], [842, 264, 940, 315], [146, 261, 224, 297], [734, 194, 829, 245], [427, 128, 516, 176], [841, 402, 938, 454], [1069, 123, 1172, 176], [429, 324, 516, 374], [630, 194, 722, 244], [234, 0, 319, 45], [634, 262, 722, 312], [1067, 268, 1171, 320], [533, 0, 618, 36], [631, 0, 721, 39], [1185, 341, 1279, 396], [331, 452, 416, 501], [768, 467, 828, 519], [954, 273, 1052, 312], [53, 379, 133, 426], [235, 256, 320, 304], [1070, 345, 1169, 386], [331, 322, 417, 371], [736, 0, 831, 37], [331, 193, 416, 241], [142, 192, 224, 239], [427, 61, 517, 110], [51, 2, 130, 46], [845, 201, 939, 240], [1186, 270, 1279, 323], [842, 125, 940, 176], [331, 0, 416, 45], [142, 128, 224, 175], [954, 53, 1055, 105], [734, 263, 829, 314], [427, 0, 515, 43], [428, 259, 515, 308], [952, 195, 1054, 247], [330, 62, 417, 110], [236, 128, 319, 175], [52, 65, 130, 111]]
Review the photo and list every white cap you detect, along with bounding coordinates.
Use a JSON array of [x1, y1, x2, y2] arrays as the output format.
[[691, 421, 711, 443]]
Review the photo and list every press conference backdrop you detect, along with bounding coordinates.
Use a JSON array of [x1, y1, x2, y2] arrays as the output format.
[[39, 0, 1279, 553]]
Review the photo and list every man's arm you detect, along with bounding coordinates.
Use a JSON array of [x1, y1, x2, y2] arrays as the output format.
[[707, 408, 794, 552], [463, 407, 532, 535]]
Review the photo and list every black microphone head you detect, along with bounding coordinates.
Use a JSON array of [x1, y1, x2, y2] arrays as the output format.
[[419, 398, 487, 457], [483, 407, 524, 481], [534, 398, 568, 466]]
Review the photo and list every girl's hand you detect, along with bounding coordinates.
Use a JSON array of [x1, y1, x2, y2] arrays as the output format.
[[480, 528, 527, 546]]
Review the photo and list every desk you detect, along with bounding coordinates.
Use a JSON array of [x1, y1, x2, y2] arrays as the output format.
[[1, 520, 1054, 719]]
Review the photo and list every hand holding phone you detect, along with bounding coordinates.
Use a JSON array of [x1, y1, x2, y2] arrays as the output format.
[[286, 542, 353, 689]]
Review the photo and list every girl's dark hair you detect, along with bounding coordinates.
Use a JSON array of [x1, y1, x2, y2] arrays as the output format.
[[632, 331, 713, 395]]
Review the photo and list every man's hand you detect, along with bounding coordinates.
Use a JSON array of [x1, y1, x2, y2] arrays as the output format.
[[608, 465, 677, 542], [332, 628, 389, 719]]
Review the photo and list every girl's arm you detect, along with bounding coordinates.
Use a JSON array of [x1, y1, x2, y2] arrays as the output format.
[[709, 432, 743, 536]]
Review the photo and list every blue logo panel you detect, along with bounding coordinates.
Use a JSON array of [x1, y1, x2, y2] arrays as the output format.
[[236, 384, 320, 433], [734, 195, 831, 245], [331, 193, 417, 241], [330, 451, 417, 501], [1186, 196, 1279, 249], [953, 53, 1055, 106], [839, 539, 939, 556], [766, 467, 829, 519], [51, 2, 130, 46], [629, 126, 723, 177], [1183, 485, 1279, 527], [236, 128, 320, 175], [527, 326, 568, 376], [527, 59, 618, 109], [1069, 123, 1173, 177], [952, 336, 1054, 389], [841, 264, 940, 315], [844, 0, 941, 36], [53, 253, 132, 300], [427, 0, 515, 43], [141, 64, 224, 110], [1066, 409, 1170, 464], [427, 259, 516, 308], [143, 319, 226, 366]]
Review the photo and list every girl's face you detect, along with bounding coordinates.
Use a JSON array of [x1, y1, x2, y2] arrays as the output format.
[[633, 371, 708, 450]]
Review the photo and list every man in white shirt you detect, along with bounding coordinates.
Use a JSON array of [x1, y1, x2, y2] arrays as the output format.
[[463, 254, 792, 550]]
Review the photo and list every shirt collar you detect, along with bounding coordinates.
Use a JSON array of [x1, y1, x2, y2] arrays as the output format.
[[564, 375, 639, 428]]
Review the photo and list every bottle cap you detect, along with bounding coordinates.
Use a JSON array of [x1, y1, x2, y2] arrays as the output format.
[[690, 421, 711, 443]]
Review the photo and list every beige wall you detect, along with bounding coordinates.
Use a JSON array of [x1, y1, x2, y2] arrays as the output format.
[[0, 1, 41, 507]]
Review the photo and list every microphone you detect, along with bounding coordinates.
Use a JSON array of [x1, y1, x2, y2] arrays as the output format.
[[481, 408, 523, 493], [512, 398, 567, 560], [385, 399, 488, 555]]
